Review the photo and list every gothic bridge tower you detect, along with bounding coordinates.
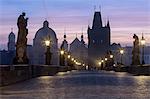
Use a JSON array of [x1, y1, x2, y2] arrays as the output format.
[[88, 11, 111, 67]]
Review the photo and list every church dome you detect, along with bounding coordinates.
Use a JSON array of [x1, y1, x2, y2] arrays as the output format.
[[34, 20, 57, 45], [32, 20, 59, 65]]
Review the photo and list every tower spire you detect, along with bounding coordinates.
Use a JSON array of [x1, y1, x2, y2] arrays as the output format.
[[76, 33, 77, 38], [64, 28, 66, 40], [142, 33, 144, 39], [106, 16, 110, 28], [99, 5, 101, 12], [81, 28, 85, 44], [92, 11, 102, 28], [107, 20, 110, 28], [94, 5, 96, 12], [11, 28, 13, 32], [81, 28, 83, 40]]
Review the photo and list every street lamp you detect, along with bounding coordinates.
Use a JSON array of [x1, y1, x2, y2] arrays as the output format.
[[105, 58, 108, 61], [109, 54, 114, 67], [45, 40, 50, 46], [71, 58, 74, 61], [101, 59, 104, 63], [67, 55, 71, 59], [110, 55, 113, 58], [60, 50, 64, 55], [74, 60, 76, 63], [67, 54, 71, 66], [83, 64, 85, 66], [60, 49, 65, 66], [98, 61, 102, 66], [45, 40, 51, 65], [120, 49, 124, 65], [101, 59, 104, 70], [141, 34, 146, 65]]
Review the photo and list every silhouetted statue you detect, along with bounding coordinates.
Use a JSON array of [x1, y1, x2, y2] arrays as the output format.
[[131, 34, 140, 65], [13, 12, 29, 64]]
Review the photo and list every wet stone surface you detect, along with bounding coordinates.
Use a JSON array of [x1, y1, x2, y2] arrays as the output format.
[[0, 70, 150, 99]]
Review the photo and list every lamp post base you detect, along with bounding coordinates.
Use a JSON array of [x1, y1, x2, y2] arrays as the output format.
[[142, 60, 145, 65], [45, 46, 52, 65]]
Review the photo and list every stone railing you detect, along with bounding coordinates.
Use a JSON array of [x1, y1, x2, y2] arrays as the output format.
[[0, 65, 74, 86]]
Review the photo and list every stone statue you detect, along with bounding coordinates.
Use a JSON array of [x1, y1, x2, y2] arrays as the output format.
[[13, 12, 29, 64], [131, 34, 140, 65]]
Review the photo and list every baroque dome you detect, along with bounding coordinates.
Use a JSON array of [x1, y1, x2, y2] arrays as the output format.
[[34, 20, 57, 45], [32, 20, 59, 65]]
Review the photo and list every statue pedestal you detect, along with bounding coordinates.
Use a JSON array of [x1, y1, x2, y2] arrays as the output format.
[[13, 56, 29, 64]]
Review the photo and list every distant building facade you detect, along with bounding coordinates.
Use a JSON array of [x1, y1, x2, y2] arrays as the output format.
[[110, 43, 121, 65], [124, 46, 150, 65], [27, 45, 33, 64], [0, 30, 15, 65], [8, 31, 15, 51], [88, 11, 111, 67], [69, 35, 88, 65], [110, 45, 150, 66]]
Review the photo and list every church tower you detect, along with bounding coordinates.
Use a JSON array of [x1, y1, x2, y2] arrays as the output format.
[[88, 11, 111, 67], [81, 33, 85, 45], [8, 28, 15, 51], [60, 33, 68, 51], [60, 33, 68, 66]]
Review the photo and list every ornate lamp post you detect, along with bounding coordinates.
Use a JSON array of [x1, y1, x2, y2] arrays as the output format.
[[98, 61, 101, 68], [60, 49, 65, 66], [45, 40, 51, 65], [141, 34, 146, 65], [109, 54, 114, 67], [120, 49, 124, 65], [101, 59, 104, 69], [104, 57, 108, 68], [67, 54, 72, 66]]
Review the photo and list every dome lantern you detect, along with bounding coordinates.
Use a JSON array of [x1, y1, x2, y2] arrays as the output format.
[[43, 20, 49, 27]]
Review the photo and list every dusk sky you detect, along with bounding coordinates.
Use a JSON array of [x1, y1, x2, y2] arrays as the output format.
[[0, 0, 150, 49]]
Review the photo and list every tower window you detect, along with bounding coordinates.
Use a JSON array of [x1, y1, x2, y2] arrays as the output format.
[[93, 40, 95, 43]]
